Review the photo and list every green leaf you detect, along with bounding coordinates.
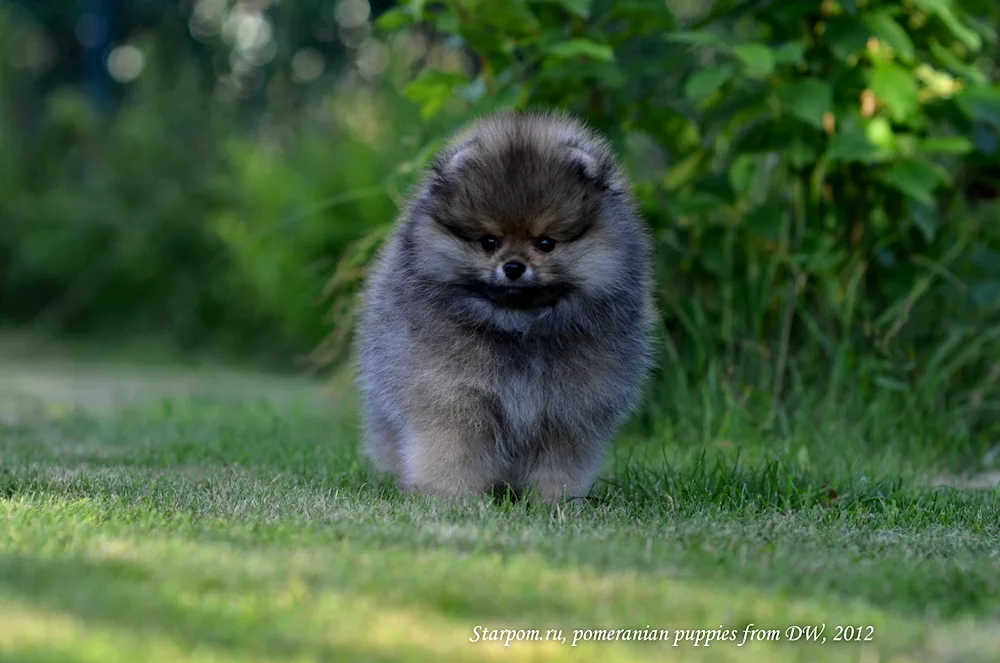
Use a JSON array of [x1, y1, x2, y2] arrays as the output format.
[[663, 150, 710, 191], [683, 64, 734, 102], [544, 39, 615, 61], [918, 136, 974, 154], [403, 69, 470, 120], [780, 79, 833, 128], [529, 0, 593, 19], [912, 0, 982, 51], [880, 158, 946, 205], [665, 30, 728, 48], [728, 154, 757, 197], [458, 2, 540, 50], [865, 12, 915, 63], [732, 43, 775, 78], [827, 132, 880, 163], [869, 61, 919, 122], [773, 41, 807, 65], [956, 86, 1000, 129], [823, 16, 870, 62]]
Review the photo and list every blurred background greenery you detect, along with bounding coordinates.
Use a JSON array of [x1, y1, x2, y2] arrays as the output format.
[[1, 0, 999, 442]]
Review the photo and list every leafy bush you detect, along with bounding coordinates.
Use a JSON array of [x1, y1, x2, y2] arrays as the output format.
[[207, 82, 433, 354], [362, 0, 1000, 428]]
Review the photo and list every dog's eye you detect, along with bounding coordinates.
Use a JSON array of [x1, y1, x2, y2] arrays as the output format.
[[479, 235, 500, 252], [534, 236, 556, 253]]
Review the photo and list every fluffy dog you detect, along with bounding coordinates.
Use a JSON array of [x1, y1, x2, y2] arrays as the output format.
[[356, 110, 656, 502]]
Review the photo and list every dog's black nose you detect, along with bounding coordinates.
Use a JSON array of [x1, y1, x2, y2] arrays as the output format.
[[503, 261, 526, 281]]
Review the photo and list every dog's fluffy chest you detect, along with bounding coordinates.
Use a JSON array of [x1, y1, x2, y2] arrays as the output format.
[[493, 365, 548, 441], [486, 342, 600, 444]]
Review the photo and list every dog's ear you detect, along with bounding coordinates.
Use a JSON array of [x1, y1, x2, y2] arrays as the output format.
[[566, 146, 601, 182], [561, 140, 625, 193], [426, 138, 479, 199], [433, 139, 479, 178]]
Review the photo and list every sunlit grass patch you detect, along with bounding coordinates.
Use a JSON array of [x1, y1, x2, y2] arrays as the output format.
[[1, 355, 999, 662]]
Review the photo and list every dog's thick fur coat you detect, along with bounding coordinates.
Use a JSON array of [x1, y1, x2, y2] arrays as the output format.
[[356, 111, 656, 501]]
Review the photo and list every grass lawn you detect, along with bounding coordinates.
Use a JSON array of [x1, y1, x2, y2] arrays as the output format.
[[1, 336, 998, 662]]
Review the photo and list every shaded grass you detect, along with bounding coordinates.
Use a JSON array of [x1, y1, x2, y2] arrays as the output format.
[[1, 355, 999, 662]]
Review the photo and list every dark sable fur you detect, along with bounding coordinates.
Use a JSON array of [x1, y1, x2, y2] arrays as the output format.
[[458, 282, 575, 310], [355, 110, 657, 502]]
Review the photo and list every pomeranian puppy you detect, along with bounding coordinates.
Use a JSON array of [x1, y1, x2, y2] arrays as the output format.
[[356, 110, 656, 502]]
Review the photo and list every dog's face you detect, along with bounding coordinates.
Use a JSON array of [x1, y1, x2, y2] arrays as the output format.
[[403, 114, 634, 333]]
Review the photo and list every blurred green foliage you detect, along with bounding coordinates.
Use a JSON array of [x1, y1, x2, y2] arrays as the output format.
[[0, 1, 429, 362], [1, 0, 999, 431]]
